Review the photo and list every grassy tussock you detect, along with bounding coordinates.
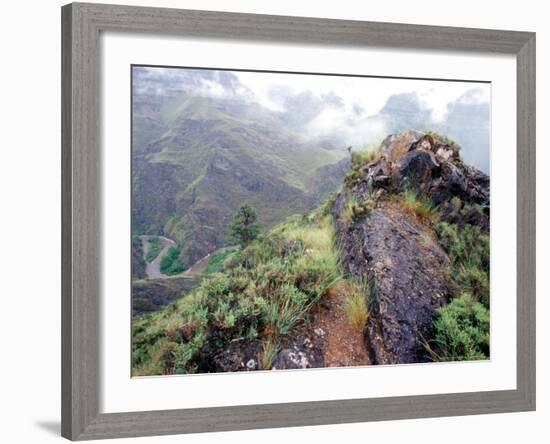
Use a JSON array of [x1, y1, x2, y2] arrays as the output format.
[[259, 337, 280, 370], [132, 213, 343, 375], [401, 189, 438, 223], [345, 147, 381, 188], [351, 148, 380, 166], [341, 195, 375, 225], [342, 279, 370, 333]]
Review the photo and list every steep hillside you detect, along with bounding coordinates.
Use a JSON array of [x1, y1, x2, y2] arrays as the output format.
[[132, 92, 348, 267], [131, 235, 147, 280], [132, 130, 490, 376]]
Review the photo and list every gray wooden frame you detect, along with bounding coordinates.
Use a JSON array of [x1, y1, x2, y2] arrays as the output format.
[[61, 2, 536, 440]]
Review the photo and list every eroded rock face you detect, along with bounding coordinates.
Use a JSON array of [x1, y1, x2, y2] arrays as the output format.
[[399, 149, 440, 192], [334, 200, 451, 364], [376, 131, 489, 228], [333, 130, 489, 364], [365, 210, 451, 364], [389, 131, 490, 211]]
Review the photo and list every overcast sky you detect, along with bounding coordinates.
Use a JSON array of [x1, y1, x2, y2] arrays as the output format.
[[234, 71, 489, 121], [134, 66, 491, 172]]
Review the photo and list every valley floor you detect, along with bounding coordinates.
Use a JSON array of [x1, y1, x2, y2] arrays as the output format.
[[140, 235, 176, 279]]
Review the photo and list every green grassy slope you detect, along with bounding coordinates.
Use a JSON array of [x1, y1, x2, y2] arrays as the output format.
[[132, 203, 343, 375]]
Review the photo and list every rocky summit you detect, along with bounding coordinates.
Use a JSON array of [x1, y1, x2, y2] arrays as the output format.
[[334, 130, 490, 364]]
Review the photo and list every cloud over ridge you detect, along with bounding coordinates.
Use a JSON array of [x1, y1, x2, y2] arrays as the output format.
[[134, 66, 490, 173]]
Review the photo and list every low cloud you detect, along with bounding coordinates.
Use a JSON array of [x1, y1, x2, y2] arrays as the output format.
[[133, 67, 254, 102], [133, 66, 490, 173]]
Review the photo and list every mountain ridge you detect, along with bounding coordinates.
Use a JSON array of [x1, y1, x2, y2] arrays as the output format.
[[132, 130, 490, 375], [132, 91, 348, 266]]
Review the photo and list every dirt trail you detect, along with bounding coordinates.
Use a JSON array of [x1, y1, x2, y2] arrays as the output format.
[[313, 282, 371, 367], [140, 235, 176, 279], [183, 253, 213, 276], [184, 247, 235, 276], [140, 233, 236, 279]]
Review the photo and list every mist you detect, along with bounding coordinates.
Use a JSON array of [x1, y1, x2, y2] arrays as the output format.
[[134, 66, 491, 173]]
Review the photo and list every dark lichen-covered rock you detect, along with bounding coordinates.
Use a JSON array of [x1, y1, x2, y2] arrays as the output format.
[[273, 334, 324, 370], [363, 209, 451, 364], [334, 197, 451, 364], [211, 340, 262, 372], [380, 131, 490, 228], [385, 131, 490, 210], [398, 149, 440, 192], [428, 162, 489, 208], [333, 130, 489, 364]]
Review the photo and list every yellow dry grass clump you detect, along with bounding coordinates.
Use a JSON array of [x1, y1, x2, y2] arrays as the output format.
[[342, 279, 370, 333], [401, 189, 437, 223]]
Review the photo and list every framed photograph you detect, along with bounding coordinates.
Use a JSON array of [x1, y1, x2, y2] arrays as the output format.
[[61, 2, 535, 440]]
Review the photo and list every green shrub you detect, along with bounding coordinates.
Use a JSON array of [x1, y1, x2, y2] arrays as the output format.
[[437, 222, 489, 268], [132, 213, 343, 375], [260, 284, 312, 336], [160, 246, 186, 275], [204, 248, 239, 274], [145, 237, 163, 263], [436, 222, 490, 307], [430, 209, 490, 363], [456, 265, 490, 309], [434, 293, 490, 361], [320, 192, 337, 216], [173, 332, 206, 372]]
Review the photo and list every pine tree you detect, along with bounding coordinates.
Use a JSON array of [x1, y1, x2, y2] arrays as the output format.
[[229, 204, 260, 247]]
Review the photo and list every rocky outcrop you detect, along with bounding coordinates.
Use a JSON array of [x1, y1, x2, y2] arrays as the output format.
[[211, 334, 324, 372], [273, 334, 324, 370], [210, 340, 263, 372], [334, 200, 451, 364], [383, 131, 490, 213], [333, 130, 489, 364]]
